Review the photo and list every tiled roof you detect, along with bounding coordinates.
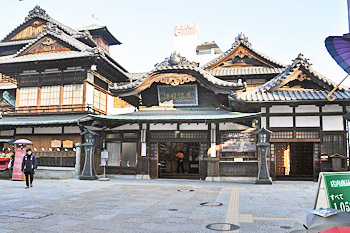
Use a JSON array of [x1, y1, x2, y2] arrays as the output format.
[[110, 53, 244, 93], [231, 89, 350, 102], [0, 39, 35, 47], [88, 108, 260, 121], [202, 33, 286, 70], [0, 51, 92, 64], [209, 67, 284, 76], [0, 25, 95, 64], [230, 54, 350, 103], [252, 54, 348, 93], [2, 6, 81, 43], [14, 26, 93, 56]]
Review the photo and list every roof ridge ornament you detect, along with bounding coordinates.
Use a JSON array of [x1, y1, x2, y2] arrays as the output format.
[[25, 5, 50, 21], [232, 32, 251, 48], [292, 53, 312, 68], [155, 52, 198, 68], [41, 23, 62, 35]]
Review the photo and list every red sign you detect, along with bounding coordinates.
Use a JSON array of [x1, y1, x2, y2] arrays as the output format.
[[12, 146, 25, 181]]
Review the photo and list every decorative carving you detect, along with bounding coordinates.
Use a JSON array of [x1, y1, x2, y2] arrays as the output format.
[[155, 52, 198, 68], [41, 37, 56, 46], [41, 23, 62, 35], [232, 32, 252, 48], [153, 73, 196, 86], [292, 53, 312, 68], [25, 5, 50, 21], [297, 73, 311, 82], [0, 73, 17, 85]]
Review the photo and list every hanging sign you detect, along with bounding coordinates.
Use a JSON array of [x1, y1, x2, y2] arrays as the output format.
[[220, 132, 256, 152], [157, 84, 198, 107], [314, 172, 350, 213]]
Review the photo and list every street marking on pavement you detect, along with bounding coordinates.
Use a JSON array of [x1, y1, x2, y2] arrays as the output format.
[[239, 214, 254, 223], [224, 187, 240, 232], [253, 217, 298, 221]]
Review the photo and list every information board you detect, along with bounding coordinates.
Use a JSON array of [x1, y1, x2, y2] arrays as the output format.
[[221, 132, 256, 153], [314, 172, 350, 213], [12, 147, 25, 181], [324, 173, 350, 212], [157, 84, 198, 107]]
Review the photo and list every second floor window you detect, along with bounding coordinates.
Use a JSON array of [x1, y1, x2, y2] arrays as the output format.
[[93, 89, 107, 112], [63, 84, 83, 105], [19, 87, 38, 107], [41, 85, 60, 106]]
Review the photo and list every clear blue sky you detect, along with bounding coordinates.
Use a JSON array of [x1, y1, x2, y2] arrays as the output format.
[[0, 0, 349, 85]]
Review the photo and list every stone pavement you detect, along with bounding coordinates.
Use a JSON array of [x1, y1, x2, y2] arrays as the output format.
[[0, 178, 318, 233]]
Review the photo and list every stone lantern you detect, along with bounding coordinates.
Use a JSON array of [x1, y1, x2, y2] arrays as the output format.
[[254, 128, 273, 184], [79, 129, 99, 180]]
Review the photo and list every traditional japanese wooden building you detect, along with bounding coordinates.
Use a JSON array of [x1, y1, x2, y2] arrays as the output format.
[[88, 33, 350, 180], [0, 6, 134, 170]]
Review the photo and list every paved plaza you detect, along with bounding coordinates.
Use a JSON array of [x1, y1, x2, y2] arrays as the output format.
[[0, 178, 318, 233]]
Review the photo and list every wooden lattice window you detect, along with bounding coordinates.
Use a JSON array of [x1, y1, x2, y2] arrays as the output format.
[[41, 85, 60, 106], [295, 131, 320, 139], [270, 131, 293, 139], [93, 89, 107, 112], [322, 133, 345, 155], [63, 84, 83, 105], [19, 87, 38, 107]]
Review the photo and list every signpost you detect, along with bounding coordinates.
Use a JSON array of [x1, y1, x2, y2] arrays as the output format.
[[314, 172, 350, 213]]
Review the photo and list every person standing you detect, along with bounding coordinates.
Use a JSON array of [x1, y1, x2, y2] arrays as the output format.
[[176, 150, 185, 173], [21, 148, 37, 189]]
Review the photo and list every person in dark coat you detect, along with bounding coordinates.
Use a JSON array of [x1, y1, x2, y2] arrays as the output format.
[[21, 148, 37, 189]]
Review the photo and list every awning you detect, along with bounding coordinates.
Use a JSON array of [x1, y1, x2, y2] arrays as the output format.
[[88, 108, 260, 124], [0, 114, 91, 127]]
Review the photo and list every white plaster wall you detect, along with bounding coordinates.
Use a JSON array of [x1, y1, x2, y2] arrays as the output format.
[[269, 105, 293, 113], [151, 124, 177, 130], [295, 116, 320, 127], [346, 106, 350, 112], [111, 124, 140, 130], [0, 130, 14, 136], [106, 95, 136, 115], [322, 105, 343, 112], [85, 83, 94, 106], [322, 116, 344, 131], [16, 128, 32, 134], [295, 105, 319, 113], [34, 127, 62, 134], [64, 126, 81, 134], [180, 123, 208, 130], [218, 123, 248, 131], [261, 117, 267, 128], [261, 107, 266, 113], [269, 116, 293, 127], [107, 94, 114, 115]]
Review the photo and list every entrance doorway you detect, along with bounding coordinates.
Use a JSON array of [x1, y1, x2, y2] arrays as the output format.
[[158, 142, 200, 179], [275, 142, 314, 179]]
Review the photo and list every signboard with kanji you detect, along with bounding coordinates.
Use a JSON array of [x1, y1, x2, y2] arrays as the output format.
[[314, 172, 350, 213], [157, 84, 198, 107]]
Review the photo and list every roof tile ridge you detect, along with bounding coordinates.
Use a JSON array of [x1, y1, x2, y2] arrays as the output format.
[[1, 6, 81, 42]]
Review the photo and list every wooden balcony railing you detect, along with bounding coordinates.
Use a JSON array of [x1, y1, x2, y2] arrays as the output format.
[[0, 104, 106, 115]]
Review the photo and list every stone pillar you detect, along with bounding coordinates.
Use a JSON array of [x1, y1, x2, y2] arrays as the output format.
[[75, 142, 82, 177], [80, 129, 99, 180]]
